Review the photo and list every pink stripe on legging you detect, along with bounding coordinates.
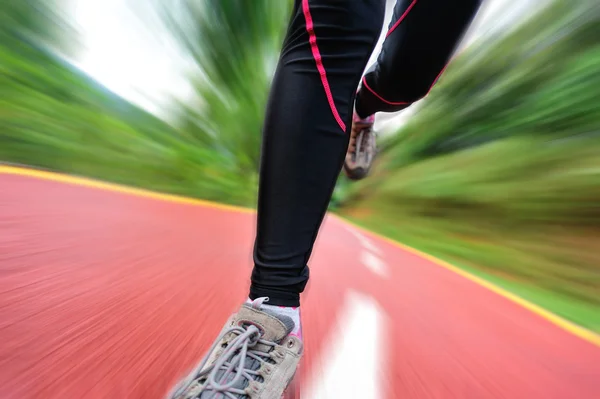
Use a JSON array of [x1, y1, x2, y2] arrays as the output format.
[[386, 0, 418, 37], [362, 77, 409, 106], [362, 63, 449, 106], [302, 0, 347, 132]]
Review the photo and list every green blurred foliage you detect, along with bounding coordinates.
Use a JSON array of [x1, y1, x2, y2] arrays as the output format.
[[1, 0, 77, 55], [341, 0, 600, 327], [0, 38, 191, 195], [0, 0, 290, 204], [154, 0, 292, 204]]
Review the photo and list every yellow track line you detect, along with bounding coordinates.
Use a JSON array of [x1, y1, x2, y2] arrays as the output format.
[[2, 165, 599, 348], [0, 165, 253, 214]]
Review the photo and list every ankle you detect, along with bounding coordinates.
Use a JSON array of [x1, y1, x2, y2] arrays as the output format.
[[246, 298, 302, 338], [353, 108, 375, 124]]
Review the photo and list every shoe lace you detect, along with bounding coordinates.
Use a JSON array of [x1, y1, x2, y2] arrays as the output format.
[[177, 325, 278, 399], [349, 124, 374, 157]]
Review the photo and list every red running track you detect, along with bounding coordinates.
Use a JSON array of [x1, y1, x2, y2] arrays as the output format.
[[0, 169, 599, 398]]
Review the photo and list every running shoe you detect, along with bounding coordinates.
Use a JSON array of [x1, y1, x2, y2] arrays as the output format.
[[344, 112, 376, 180], [166, 298, 303, 399]]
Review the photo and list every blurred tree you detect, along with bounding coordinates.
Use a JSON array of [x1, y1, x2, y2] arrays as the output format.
[[154, 0, 292, 203], [0, 0, 77, 55]]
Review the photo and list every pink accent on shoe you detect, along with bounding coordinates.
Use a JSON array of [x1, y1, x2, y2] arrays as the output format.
[[289, 327, 303, 341], [289, 332, 302, 340], [386, 0, 418, 37], [302, 0, 347, 132], [353, 112, 375, 124]]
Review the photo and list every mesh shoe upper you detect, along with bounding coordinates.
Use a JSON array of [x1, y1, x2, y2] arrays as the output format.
[[167, 298, 302, 399]]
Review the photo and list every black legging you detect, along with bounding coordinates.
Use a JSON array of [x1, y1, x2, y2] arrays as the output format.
[[250, 0, 483, 306]]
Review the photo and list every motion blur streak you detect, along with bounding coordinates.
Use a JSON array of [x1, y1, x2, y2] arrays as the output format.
[[1, 170, 599, 398], [1, 0, 600, 397]]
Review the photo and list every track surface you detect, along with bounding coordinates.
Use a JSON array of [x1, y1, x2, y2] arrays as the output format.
[[1, 170, 599, 398]]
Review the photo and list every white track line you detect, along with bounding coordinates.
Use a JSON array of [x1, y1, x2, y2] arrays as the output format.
[[360, 251, 389, 278], [304, 292, 386, 399], [345, 226, 382, 256], [345, 224, 389, 278]]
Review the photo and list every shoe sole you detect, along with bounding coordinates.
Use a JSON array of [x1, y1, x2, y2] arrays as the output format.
[[343, 163, 370, 181]]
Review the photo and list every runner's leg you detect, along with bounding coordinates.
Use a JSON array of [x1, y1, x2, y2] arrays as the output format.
[[168, 2, 386, 397], [250, 0, 386, 306], [355, 0, 483, 117]]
